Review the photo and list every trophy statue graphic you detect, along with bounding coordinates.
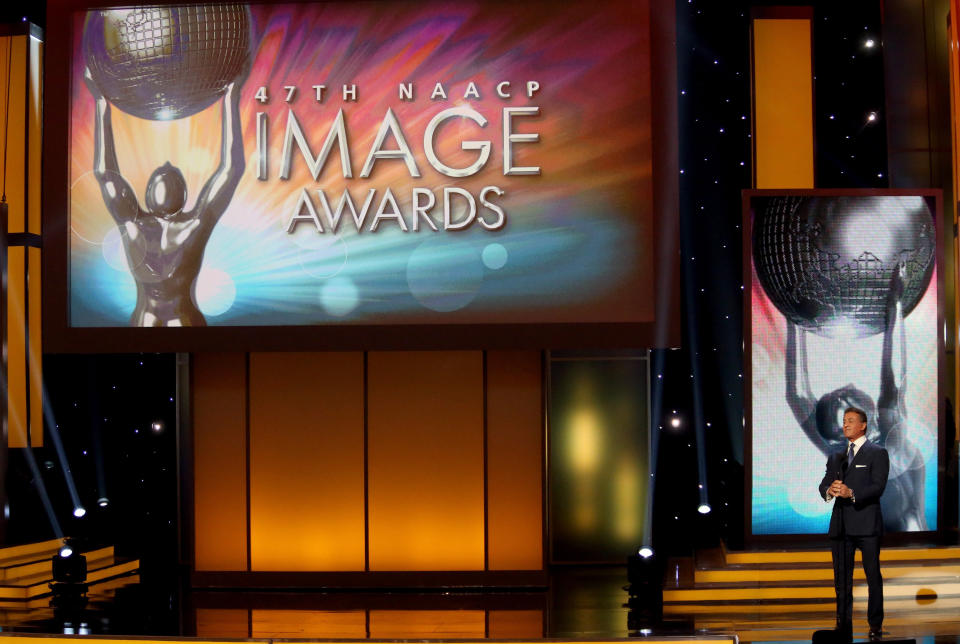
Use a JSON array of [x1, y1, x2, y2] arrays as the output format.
[[753, 196, 936, 532], [82, 6, 251, 326]]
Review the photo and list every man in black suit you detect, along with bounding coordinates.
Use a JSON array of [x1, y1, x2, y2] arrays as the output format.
[[818, 406, 890, 641]]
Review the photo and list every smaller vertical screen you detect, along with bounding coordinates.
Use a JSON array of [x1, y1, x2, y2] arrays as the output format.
[[749, 194, 939, 535]]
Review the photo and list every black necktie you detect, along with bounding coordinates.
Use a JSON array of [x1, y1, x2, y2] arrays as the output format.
[[847, 442, 855, 465]]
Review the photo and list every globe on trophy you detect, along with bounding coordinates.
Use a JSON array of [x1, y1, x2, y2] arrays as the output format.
[[752, 196, 935, 339], [83, 5, 251, 120]]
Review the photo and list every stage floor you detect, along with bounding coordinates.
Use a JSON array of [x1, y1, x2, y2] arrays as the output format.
[[0, 567, 959, 644]]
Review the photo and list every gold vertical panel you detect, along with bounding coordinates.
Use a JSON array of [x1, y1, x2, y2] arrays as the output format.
[[251, 610, 366, 638], [0, 36, 26, 232], [195, 609, 249, 638], [752, 18, 814, 189], [486, 351, 543, 570], [248, 352, 365, 571], [27, 247, 41, 447], [192, 353, 248, 571], [367, 351, 484, 571], [28, 35, 42, 235], [7, 247, 27, 448], [487, 610, 544, 638], [368, 610, 486, 638]]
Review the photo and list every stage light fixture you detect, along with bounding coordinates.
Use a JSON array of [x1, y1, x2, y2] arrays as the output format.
[[52, 545, 87, 584], [151, 421, 164, 432], [864, 38, 875, 48], [97, 498, 109, 508], [698, 504, 712, 514], [866, 111, 878, 123], [73, 507, 86, 518], [638, 546, 654, 558], [669, 416, 681, 428]]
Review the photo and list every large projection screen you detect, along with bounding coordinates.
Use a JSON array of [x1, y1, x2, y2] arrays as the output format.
[[43, 0, 679, 352], [744, 189, 943, 540]]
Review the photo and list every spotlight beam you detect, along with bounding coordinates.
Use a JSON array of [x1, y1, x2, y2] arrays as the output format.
[[643, 348, 667, 553], [28, 355, 85, 517], [41, 396, 85, 517], [86, 363, 109, 510], [681, 200, 710, 513]]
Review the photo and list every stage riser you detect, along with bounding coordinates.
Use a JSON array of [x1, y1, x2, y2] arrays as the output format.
[[723, 547, 960, 565], [0, 546, 114, 582], [685, 617, 960, 630], [695, 564, 960, 583], [0, 559, 138, 599], [664, 597, 960, 614], [666, 581, 959, 602], [0, 541, 62, 564]]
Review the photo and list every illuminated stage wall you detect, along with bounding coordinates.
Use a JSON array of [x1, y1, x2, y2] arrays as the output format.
[[66, 1, 655, 330], [747, 192, 940, 536]]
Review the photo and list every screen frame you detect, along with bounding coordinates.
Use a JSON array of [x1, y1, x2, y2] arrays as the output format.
[[42, 0, 680, 353], [741, 188, 946, 546]]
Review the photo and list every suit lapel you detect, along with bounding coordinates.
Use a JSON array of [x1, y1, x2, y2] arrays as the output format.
[[849, 441, 867, 467]]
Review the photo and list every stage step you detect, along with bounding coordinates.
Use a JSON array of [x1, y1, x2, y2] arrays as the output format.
[[723, 545, 960, 565], [694, 562, 960, 583], [0, 557, 139, 600], [0, 539, 66, 580], [0, 540, 140, 600], [664, 596, 960, 614], [664, 580, 960, 602], [665, 545, 960, 607], [0, 546, 115, 582]]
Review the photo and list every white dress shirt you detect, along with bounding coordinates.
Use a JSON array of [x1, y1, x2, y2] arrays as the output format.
[[824, 434, 867, 502]]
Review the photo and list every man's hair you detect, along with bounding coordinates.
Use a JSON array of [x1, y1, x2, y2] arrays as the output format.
[[844, 406, 867, 424]]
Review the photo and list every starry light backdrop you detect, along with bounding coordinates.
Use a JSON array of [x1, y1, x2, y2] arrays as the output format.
[[653, 0, 889, 549], [68, 0, 655, 327]]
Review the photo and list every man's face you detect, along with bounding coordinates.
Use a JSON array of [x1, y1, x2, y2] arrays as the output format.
[[842, 411, 866, 441]]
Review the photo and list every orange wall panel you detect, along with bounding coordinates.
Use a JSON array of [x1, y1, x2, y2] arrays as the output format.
[[195, 609, 249, 638], [28, 248, 42, 447], [368, 610, 486, 638], [193, 353, 248, 571], [0, 36, 26, 233], [752, 18, 814, 189], [248, 352, 365, 571], [367, 351, 484, 571], [486, 351, 543, 570], [488, 610, 545, 638], [7, 247, 27, 448], [251, 610, 367, 638], [28, 37, 42, 235], [0, 35, 42, 449]]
